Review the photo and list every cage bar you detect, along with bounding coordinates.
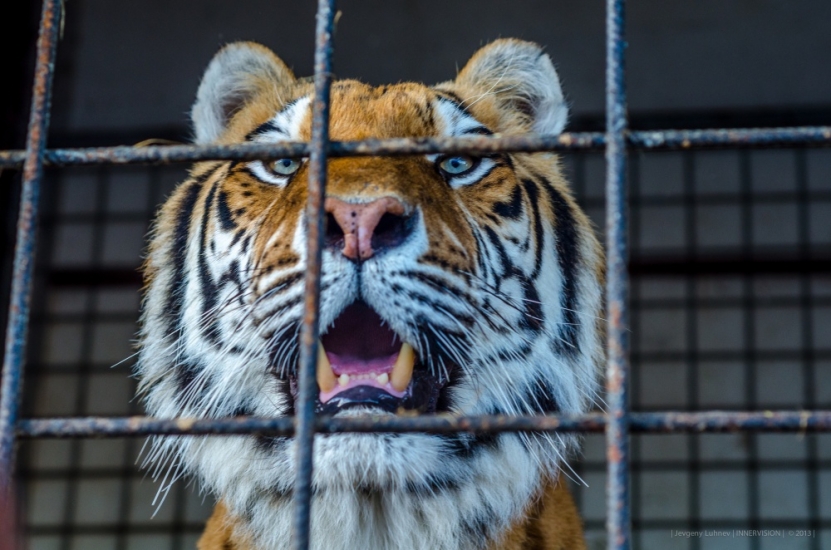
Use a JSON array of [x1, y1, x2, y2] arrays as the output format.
[[0, 0, 62, 490], [605, 1, 631, 549], [13, 410, 831, 438], [2, 126, 831, 168], [290, 0, 337, 548]]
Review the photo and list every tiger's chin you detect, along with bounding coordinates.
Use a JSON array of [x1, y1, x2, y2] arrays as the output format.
[[275, 300, 455, 417]]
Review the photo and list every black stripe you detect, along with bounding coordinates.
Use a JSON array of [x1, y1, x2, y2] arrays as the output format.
[[525, 376, 559, 415], [175, 358, 205, 399], [493, 343, 533, 362], [218, 260, 244, 299], [255, 435, 290, 454], [471, 227, 492, 280], [198, 182, 221, 344], [521, 180, 545, 278], [493, 183, 523, 219], [461, 126, 493, 136], [406, 473, 460, 495], [519, 275, 544, 333], [483, 225, 514, 282], [538, 177, 581, 355], [229, 228, 246, 248], [401, 271, 476, 308], [216, 190, 238, 231], [163, 168, 219, 336], [244, 97, 305, 141], [388, 283, 476, 329], [439, 432, 499, 459], [244, 120, 281, 141], [435, 92, 475, 117]]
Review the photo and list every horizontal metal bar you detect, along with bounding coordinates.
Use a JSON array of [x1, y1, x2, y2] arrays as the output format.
[[0, 127, 830, 169], [15, 410, 831, 438]]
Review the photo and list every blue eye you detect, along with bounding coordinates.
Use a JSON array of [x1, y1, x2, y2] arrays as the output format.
[[438, 155, 476, 176], [270, 158, 301, 176]]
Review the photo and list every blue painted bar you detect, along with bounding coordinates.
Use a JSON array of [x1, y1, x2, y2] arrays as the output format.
[[14, 410, 831, 438], [605, 0, 631, 549], [0, 0, 62, 491], [2, 127, 830, 169], [291, 0, 336, 549]]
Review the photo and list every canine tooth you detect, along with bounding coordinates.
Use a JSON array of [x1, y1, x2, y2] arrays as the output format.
[[316, 342, 336, 392], [338, 373, 350, 386], [391, 343, 415, 392], [377, 372, 389, 385]]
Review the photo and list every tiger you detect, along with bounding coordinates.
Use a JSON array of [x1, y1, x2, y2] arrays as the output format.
[[135, 38, 604, 550]]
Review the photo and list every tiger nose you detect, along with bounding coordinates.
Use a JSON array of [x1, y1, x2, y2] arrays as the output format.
[[324, 196, 414, 260]]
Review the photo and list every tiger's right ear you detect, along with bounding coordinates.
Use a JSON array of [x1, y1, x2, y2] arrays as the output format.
[[191, 42, 296, 144]]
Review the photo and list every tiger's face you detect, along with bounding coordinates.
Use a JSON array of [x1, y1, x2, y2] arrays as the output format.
[[137, 39, 603, 550]]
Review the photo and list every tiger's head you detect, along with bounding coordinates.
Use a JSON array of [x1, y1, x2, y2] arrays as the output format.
[[137, 39, 603, 550]]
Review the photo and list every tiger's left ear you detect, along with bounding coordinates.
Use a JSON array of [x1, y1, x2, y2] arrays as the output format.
[[449, 39, 568, 135], [191, 42, 296, 144]]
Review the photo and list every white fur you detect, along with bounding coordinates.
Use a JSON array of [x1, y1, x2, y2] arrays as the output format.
[[192, 42, 294, 143], [455, 40, 569, 135]]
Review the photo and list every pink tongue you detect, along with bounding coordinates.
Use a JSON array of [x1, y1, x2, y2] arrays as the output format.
[[326, 352, 397, 375], [319, 302, 406, 404]]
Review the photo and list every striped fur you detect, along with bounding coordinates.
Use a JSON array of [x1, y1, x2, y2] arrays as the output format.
[[136, 39, 603, 550]]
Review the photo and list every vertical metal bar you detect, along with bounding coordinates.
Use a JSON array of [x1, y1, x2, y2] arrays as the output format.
[[291, 0, 336, 548], [605, 0, 631, 549], [0, 0, 62, 490]]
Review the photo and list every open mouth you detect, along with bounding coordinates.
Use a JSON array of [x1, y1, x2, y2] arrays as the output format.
[[284, 301, 449, 415]]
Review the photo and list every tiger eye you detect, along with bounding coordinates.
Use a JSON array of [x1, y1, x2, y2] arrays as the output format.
[[439, 155, 475, 175], [270, 158, 301, 176]]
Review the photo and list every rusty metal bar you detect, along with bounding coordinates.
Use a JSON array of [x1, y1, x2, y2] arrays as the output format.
[[291, 1, 336, 548], [605, 0, 631, 549], [15, 411, 831, 438], [1, 126, 831, 169], [0, 0, 62, 491]]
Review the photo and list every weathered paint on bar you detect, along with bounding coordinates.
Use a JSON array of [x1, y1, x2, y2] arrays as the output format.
[[16, 411, 831, 438], [1, 127, 830, 169], [0, 0, 62, 490]]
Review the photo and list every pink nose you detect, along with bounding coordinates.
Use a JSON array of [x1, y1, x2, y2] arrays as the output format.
[[324, 197, 411, 260]]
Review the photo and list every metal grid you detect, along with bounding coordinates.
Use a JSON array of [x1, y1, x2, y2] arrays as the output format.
[[15, 150, 831, 549], [3, 1, 831, 550]]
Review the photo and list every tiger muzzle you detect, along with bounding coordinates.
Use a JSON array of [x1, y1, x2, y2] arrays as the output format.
[[324, 196, 416, 260]]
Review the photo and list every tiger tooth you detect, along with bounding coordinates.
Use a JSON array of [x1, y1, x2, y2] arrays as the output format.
[[377, 372, 389, 385], [390, 343, 415, 392], [338, 373, 350, 386], [316, 341, 337, 393]]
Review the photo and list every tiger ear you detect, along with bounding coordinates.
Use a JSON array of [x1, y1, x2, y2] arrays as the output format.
[[192, 42, 296, 144], [451, 39, 568, 135]]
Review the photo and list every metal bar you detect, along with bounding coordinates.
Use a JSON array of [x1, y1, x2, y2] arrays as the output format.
[[15, 411, 831, 438], [2, 126, 831, 168], [291, 1, 335, 548], [0, 0, 62, 490], [605, 0, 630, 549]]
